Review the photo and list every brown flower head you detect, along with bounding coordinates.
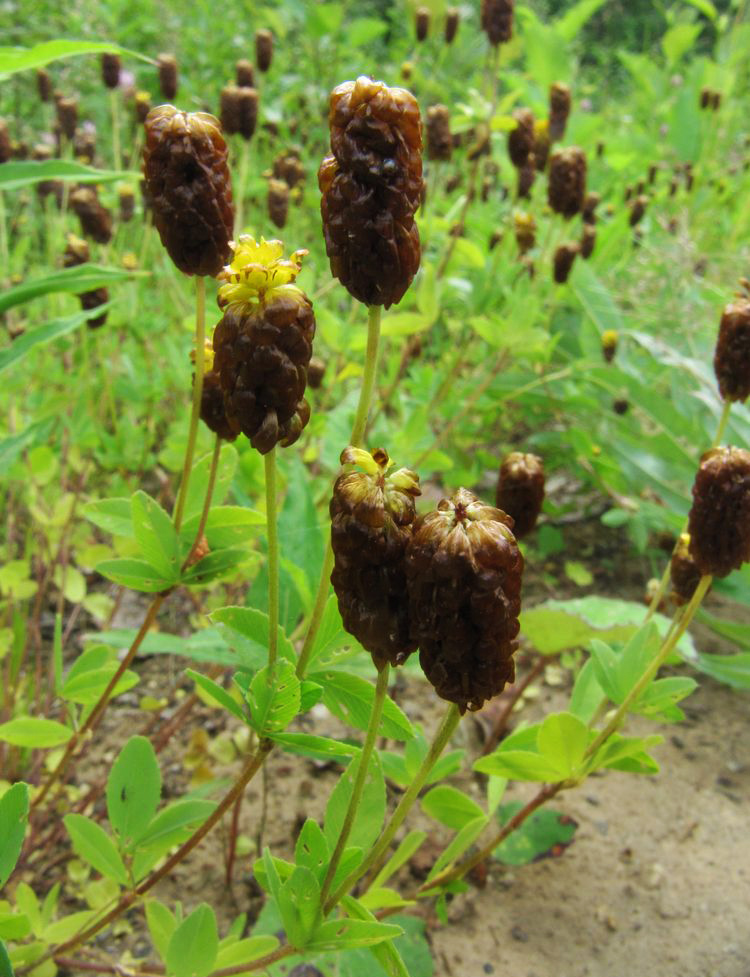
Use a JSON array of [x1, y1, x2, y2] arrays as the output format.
[[714, 299, 750, 403], [687, 446, 750, 578]]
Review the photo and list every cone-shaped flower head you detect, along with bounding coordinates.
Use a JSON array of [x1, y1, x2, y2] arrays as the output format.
[[507, 108, 535, 169], [549, 82, 571, 141], [445, 7, 460, 43], [101, 53, 121, 89], [514, 212, 536, 255], [548, 146, 586, 218], [714, 298, 750, 403], [553, 242, 579, 283], [142, 105, 234, 277], [318, 76, 424, 309], [157, 54, 178, 100], [406, 488, 524, 713], [331, 446, 422, 671], [495, 452, 545, 538], [426, 105, 452, 162], [688, 446, 750, 578], [481, 0, 514, 45], [211, 237, 315, 453]]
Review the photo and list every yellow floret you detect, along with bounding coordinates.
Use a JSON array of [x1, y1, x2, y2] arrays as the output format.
[[217, 235, 309, 313]]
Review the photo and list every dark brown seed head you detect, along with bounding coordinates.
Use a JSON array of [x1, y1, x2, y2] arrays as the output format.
[[236, 59, 255, 88], [318, 76, 423, 308], [157, 54, 178, 100], [212, 237, 315, 453], [582, 190, 601, 224], [307, 355, 326, 389], [445, 7, 459, 43], [612, 398, 629, 415], [255, 29, 273, 72], [134, 91, 152, 124], [331, 446, 422, 671], [267, 178, 290, 228], [714, 299, 750, 403], [516, 159, 536, 199], [415, 6, 430, 41], [481, 0, 514, 46], [236, 88, 259, 141], [56, 96, 78, 140], [549, 82, 571, 141], [507, 108, 535, 169], [700, 87, 711, 110], [406, 488, 523, 713], [32, 144, 62, 204], [101, 53, 121, 89], [553, 242, 579, 283], [273, 150, 304, 188], [142, 105, 234, 276], [710, 90, 722, 111], [495, 451, 545, 538], [670, 534, 703, 606], [648, 163, 659, 185], [426, 105, 452, 162], [514, 212, 536, 255], [629, 194, 648, 227], [63, 233, 90, 267], [688, 446, 750, 578], [601, 329, 618, 363], [118, 184, 136, 222], [36, 68, 53, 103], [580, 223, 596, 259], [195, 341, 238, 441], [220, 85, 242, 136], [548, 146, 586, 218], [70, 186, 114, 244], [81, 287, 109, 329]]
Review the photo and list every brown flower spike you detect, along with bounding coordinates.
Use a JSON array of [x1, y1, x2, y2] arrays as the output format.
[[481, 0, 514, 45], [687, 446, 750, 578], [495, 452, 545, 539], [714, 299, 750, 403], [142, 105, 234, 277], [406, 488, 524, 713], [331, 447, 421, 671], [319, 76, 423, 309], [548, 147, 587, 219]]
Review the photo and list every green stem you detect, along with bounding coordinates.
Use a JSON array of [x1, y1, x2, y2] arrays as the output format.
[[712, 398, 731, 448], [110, 89, 120, 171], [265, 448, 279, 680], [173, 276, 206, 532], [325, 702, 461, 912], [296, 303, 383, 678], [321, 664, 391, 904], [181, 435, 222, 571]]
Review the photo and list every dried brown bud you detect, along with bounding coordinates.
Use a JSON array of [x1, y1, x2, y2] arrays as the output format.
[[157, 54, 178, 100], [549, 82, 571, 141], [268, 178, 290, 228], [142, 105, 234, 276], [331, 447, 422, 670], [118, 184, 135, 222], [582, 190, 601, 224], [220, 85, 243, 136], [36, 68, 53, 103], [445, 7, 460, 43], [63, 233, 90, 267], [135, 91, 152, 124], [236, 59, 255, 88], [426, 105, 452, 162], [81, 287, 109, 329], [70, 186, 114, 244], [495, 452, 545, 538], [101, 53, 121, 89], [613, 398, 629, 415], [237, 88, 259, 141], [415, 6, 430, 41], [307, 355, 326, 389], [548, 146, 586, 218], [687, 446, 750, 578], [481, 0, 514, 46], [273, 150, 305, 188], [406, 488, 524, 713], [714, 299, 750, 403], [670, 534, 703, 606], [553, 242, 579, 284], [648, 163, 658, 185], [601, 329, 618, 363], [507, 108, 535, 169], [255, 29, 273, 72], [700, 87, 711, 110], [629, 194, 648, 227], [514, 212, 536, 255], [56, 96, 78, 140], [580, 223, 596, 259], [516, 159, 535, 199], [200, 368, 238, 441], [710, 90, 722, 111], [318, 76, 423, 308]]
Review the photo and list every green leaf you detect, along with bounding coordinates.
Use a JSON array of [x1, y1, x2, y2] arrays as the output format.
[[683, 0, 718, 20], [0, 159, 139, 192], [82, 498, 134, 537], [95, 558, 173, 593], [371, 831, 427, 889], [427, 815, 489, 882], [339, 897, 412, 977], [295, 819, 330, 887], [0, 783, 29, 887], [42, 910, 97, 944], [165, 904, 218, 977], [0, 264, 142, 314], [307, 918, 403, 953], [245, 661, 301, 735], [63, 814, 129, 885], [180, 506, 264, 550], [324, 750, 386, 854], [493, 802, 577, 866], [132, 800, 216, 878], [688, 651, 750, 689], [277, 865, 322, 948], [186, 669, 246, 722], [0, 939, 14, 977], [0, 418, 56, 473], [590, 733, 663, 775], [474, 749, 562, 783], [345, 17, 388, 46], [569, 659, 605, 723], [662, 23, 702, 66], [131, 492, 180, 581], [0, 40, 152, 78], [307, 595, 350, 667], [214, 935, 280, 970], [316, 671, 414, 741], [556, 0, 609, 40], [0, 306, 112, 376], [106, 737, 162, 847], [145, 900, 177, 965], [0, 914, 31, 940], [270, 732, 360, 762], [181, 547, 248, 586], [211, 606, 295, 669], [421, 786, 485, 831], [0, 718, 72, 748], [536, 713, 591, 779], [91, 627, 237, 667]]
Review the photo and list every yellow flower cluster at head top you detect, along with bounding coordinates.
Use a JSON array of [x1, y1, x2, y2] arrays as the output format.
[[217, 235, 309, 314]]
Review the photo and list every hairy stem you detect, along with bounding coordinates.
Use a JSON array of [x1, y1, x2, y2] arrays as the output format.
[[265, 448, 280, 679]]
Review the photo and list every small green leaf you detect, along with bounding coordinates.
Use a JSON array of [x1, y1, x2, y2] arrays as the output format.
[[106, 736, 162, 847], [537, 713, 591, 779], [324, 750, 385, 855], [0, 718, 72, 748], [307, 596, 350, 667], [493, 802, 577, 866], [317, 670, 414, 741], [0, 938, 14, 977], [371, 831, 427, 889], [181, 547, 250, 585], [295, 819, 330, 887], [186, 669, 246, 722], [165, 904, 218, 977], [42, 910, 97, 944], [270, 732, 360, 762], [131, 492, 180, 581], [474, 750, 563, 783], [306, 917, 403, 952], [136, 799, 216, 849], [0, 783, 29, 886], [421, 786, 485, 831], [214, 935, 280, 970], [427, 815, 489, 882], [246, 661, 301, 735], [277, 866, 322, 948], [145, 900, 177, 965], [0, 914, 31, 940], [211, 606, 295, 668], [569, 659, 605, 723], [82, 498, 134, 537], [183, 445, 237, 525], [0, 307, 111, 375], [95, 558, 173, 593], [64, 815, 129, 885]]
